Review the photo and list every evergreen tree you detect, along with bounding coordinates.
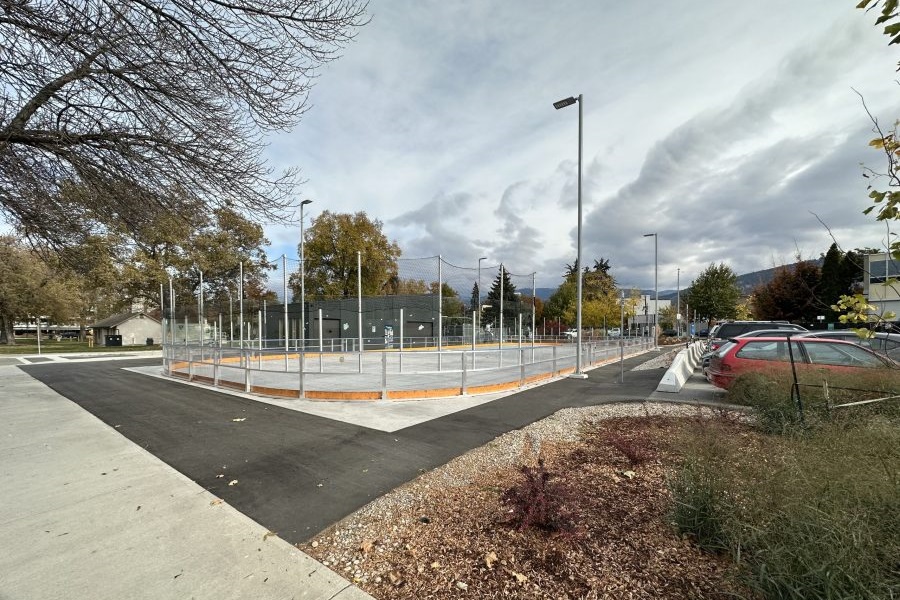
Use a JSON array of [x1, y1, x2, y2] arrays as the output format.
[[483, 267, 519, 330]]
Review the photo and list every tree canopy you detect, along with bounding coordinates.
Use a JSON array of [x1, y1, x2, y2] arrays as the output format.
[[292, 211, 401, 299], [751, 261, 822, 323], [685, 263, 741, 322], [0, 0, 367, 248], [545, 259, 620, 328]]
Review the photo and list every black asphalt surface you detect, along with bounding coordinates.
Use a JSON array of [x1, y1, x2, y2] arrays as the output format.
[[21, 351, 666, 544]]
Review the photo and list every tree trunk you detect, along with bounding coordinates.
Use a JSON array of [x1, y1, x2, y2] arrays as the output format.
[[0, 313, 15, 345]]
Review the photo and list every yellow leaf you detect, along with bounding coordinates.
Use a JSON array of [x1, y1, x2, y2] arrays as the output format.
[[484, 551, 498, 569]]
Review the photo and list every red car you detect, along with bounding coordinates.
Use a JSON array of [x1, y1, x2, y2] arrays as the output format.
[[706, 336, 898, 390]]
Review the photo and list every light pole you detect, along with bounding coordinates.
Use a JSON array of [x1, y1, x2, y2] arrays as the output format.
[[643, 233, 658, 349], [300, 199, 313, 351], [477, 256, 487, 340], [676, 267, 681, 337], [554, 93, 586, 379]]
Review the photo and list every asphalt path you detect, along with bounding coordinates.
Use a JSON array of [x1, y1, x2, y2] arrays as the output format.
[[22, 350, 665, 545]]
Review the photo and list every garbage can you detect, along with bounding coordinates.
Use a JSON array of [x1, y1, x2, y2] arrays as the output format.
[[146, 338, 154, 346], [105, 334, 122, 347]]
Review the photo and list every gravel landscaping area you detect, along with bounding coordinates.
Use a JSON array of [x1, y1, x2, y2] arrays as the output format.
[[301, 392, 750, 599]]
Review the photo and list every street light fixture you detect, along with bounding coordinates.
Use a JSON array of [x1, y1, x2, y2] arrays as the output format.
[[300, 199, 313, 351], [554, 93, 586, 379], [643, 233, 658, 349]]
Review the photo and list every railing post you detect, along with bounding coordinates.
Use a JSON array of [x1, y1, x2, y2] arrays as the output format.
[[461, 351, 467, 395], [552, 345, 557, 375], [188, 346, 193, 381], [381, 351, 387, 400], [213, 346, 219, 388], [519, 349, 525, 387], [299, 347, 305, 399], [244, 349, 251, 392]]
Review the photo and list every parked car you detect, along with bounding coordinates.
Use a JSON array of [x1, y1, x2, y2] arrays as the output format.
[[796, 330, 900, 360], [707, 321, 807, 354], [706, 336, 897, 390], [607, 327, 621, 338], [564, 329, 578, 339], [700, 329, 807, 372]]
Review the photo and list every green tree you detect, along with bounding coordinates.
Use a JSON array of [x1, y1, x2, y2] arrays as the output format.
[[483, 267, 520, 329], [545, 258, 620, 328], [293, 211, 401, 299], [0, 0, 366, 249], [751, 261, 821, 323], [0, 237, 75, 344], [119, 207, 273, 317], [685, 263, 741, 322], [819, 243, 865, 322]]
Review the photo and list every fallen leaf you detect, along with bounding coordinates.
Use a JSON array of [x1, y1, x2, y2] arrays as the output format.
[[430, 561, 441, 569], [512, 571, 528, 583], [228, 479, 238, 486], [215, 474, 224, 478], [359, 539, 375, 554], [621, 470, 636, 479], [210, 499, 223, 506], [388, 571, 403, 586], [263, 531, 277, 541], [417, 565, 425, 574], [456, 581, 468, 591], [231, 418, 246, 422], [485, 551, 498, 569]]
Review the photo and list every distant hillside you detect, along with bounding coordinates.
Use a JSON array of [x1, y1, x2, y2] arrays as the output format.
[[534, 261, 823, 301]]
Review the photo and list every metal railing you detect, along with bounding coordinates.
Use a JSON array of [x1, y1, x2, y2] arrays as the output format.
[[162, 337, 654, 400]]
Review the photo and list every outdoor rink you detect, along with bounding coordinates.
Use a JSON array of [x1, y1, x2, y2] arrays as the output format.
[[163, 338, 655, 400]]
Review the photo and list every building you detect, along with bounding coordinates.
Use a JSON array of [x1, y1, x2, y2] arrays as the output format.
[[862, 252, 900, 325], [91, 311, 162, 346]]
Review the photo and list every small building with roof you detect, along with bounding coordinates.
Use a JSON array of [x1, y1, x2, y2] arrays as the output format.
[[91, 311, 161, 346]]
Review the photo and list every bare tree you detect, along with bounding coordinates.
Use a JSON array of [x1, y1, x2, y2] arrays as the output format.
[[0, 0, 367, 247]]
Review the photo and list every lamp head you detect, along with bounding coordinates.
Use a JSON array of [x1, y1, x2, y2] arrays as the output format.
[[301, 199, 313, 206], [553, 97, 577, 110]]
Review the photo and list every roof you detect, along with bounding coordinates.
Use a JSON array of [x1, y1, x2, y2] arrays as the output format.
[[92, 311, 160, 328]]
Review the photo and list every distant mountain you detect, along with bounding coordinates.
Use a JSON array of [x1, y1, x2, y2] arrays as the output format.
[[532, 260, 825, 300]]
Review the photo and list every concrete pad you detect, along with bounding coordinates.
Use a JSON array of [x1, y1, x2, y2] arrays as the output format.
[[0, 366, 373, 600]]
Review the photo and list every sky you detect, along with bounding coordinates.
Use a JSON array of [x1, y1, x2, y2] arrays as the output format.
[[262, 1, 900, 293]]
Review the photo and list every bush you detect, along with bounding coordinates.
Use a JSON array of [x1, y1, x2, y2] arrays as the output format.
[[500, 459, 576, 535]]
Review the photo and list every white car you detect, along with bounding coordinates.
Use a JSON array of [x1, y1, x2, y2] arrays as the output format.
[[564, 329, 578, 339], [607, 328, 621, 337]]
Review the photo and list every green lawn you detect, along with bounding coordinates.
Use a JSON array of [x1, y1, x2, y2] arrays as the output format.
[[0, 340, 161, 355]]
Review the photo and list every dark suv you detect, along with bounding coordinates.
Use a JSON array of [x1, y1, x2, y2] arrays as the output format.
[[708, 320, 807, 353]]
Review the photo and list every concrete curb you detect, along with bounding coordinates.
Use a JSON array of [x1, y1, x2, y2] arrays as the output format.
[[655, 341, 704, 393]]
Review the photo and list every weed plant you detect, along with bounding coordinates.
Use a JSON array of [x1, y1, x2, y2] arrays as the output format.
[[501, 458, 576, 535]]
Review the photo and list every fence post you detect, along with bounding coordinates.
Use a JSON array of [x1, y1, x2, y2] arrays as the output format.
[[244, 349, 251, 392], [299, 347, 305, 399], [461, 351, 468, 395], [552, 345, 557, 375], [381, 351, 387, 400], [519, 348, 525, 387], [188, 346, 193, 381]]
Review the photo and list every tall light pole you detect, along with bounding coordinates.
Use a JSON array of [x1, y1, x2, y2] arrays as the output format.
[[477, 256, 487, 339], [643, 233, 658, 349], [554, 93, 586, 379], [300, 199, 313, 351], [676, 267, 681, 337]]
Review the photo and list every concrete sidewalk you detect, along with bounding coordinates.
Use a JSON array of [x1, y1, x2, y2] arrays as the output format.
[[0, 365, 373, 600]]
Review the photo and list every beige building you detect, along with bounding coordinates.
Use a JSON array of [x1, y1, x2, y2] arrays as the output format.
[[91, 312, 162, 346], [862, 252, 900, 325]]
